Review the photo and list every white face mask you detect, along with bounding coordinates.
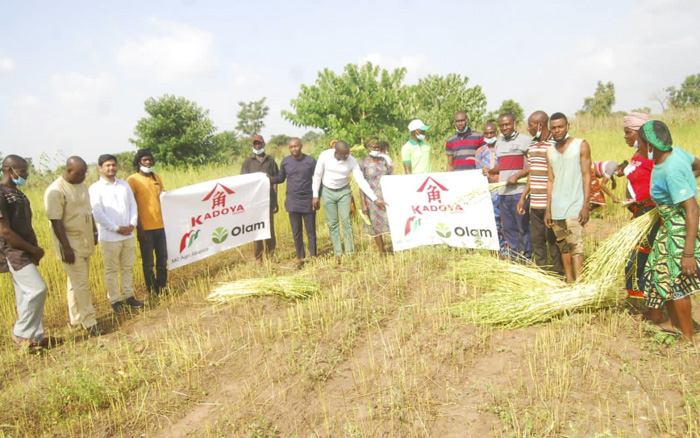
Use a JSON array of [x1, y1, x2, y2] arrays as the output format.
[[534, 128, 542, 141], [484, 137, 497, 145], [416, 134, 426, 142], [253, 147, 265, 155], [633, 140, 639, 149], [140, 166, 153, 174], [555, 133, 569, 144], [369, 150, 381, 158], [648, 149, 654, 160]]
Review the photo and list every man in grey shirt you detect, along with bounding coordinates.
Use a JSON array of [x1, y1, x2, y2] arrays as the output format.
[[489, 113, 531, 261]]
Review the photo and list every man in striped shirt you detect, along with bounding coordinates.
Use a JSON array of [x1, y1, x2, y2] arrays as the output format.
[[445, 111, 485, 171], [518, 111, 563, 275]]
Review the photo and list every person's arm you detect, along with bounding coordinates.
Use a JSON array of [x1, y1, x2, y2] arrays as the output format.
[[545, 153, 554, 228], [49, 219, 75, 264], [507, 168, 530, 185], [351, 163, 378, 202], [269, 160, 286, 184], [270, 160, 279, 214], [599, 177, 619, 203], [312, 154, 325, 210], [517, 178, 531, 215], [126, 185, 138, 235], [446, 155, 454, 172], [401, 144, 412, 175], [680, 197, 699, 276], [0, 218, 44, 264], [579, 141, 592, 225]]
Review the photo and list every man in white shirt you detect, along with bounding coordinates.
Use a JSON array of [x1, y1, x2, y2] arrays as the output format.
[[312, 141, 387, 262], [89, 154, 144, 314]]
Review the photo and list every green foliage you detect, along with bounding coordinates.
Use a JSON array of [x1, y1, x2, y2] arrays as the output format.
[[269, 134, 292, 147], [130, 95, 218, 166], [667, 73, 700, 109], [283, 62, 411, 147], [578, 81, 616, 117], [409, 73, 487, 142], [212, 130, 242, 159], [301, 130, 321, 143], [631, 106, 651, 114], [236, 97, 269, 137], [485, 99, 525, 125]]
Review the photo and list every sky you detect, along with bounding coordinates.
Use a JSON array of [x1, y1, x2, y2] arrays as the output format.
[[1, 0, 699, 168]]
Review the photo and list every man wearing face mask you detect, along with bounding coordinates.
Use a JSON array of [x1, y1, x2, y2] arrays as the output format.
[[241, 134, 279, 262], [517, 111, 563, 275], [127, 149, 168, 295], [491, 113, 532, 261], [544, 112, 592, 283], [446, 111, 485, 171], [401, 119, 431, 174], [475, 122, 506, 253], [45, 156, 101, 336], [1, 155, 50, 349]]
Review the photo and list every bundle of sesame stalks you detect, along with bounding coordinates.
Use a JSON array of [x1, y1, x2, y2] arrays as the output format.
[[487, 177, 528, 192], [451, 208, 661, 328], [207, 276, 321, 303]]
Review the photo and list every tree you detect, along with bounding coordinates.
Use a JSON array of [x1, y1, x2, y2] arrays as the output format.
[[578, 81, 616, 117], [130, 95, 218, 166], [236, 97, 269, 137], [408, 73, 487, 142], [212, 130, 242, 159], [666, 73, 700, 108], [486, 99, 525, 125], [301, 131, 321, 143], [269, 134, 292, 147], [283, 62, 411, 147]]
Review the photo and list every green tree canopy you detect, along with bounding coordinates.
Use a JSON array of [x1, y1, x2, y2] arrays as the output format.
[[485, 99, 525, 125], [269, 134, 292, 147], [578, 81, 616, 117], [408, 73, 487, 141], [236, 97, 269, 137], [282, 62, 411, 147], [301, 131, 321, 143], [130, 95, 218, 166], [212, 130, 241, 159], [667, 73, 700, 108]]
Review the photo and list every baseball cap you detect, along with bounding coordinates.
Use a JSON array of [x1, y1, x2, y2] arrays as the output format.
[[252, 134, 265, 144], [408, 119, 429, 132]]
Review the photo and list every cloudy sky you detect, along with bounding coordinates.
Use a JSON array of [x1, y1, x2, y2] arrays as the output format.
[[1, 0, 699, 167]]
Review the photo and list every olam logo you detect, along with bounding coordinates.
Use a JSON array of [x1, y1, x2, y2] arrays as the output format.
[[212, 227, 229, 244], [179, 229, 201, 253], [435, 223, 452, 238]]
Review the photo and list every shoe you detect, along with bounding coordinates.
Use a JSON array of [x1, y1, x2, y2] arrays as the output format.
[[111, 301, 126, 315], [38, 336, 60, 349], [85, 325, 103, 337], [124, 296, 144, 309], [11, 333, 35, 349], [295, 259, 305, 268]]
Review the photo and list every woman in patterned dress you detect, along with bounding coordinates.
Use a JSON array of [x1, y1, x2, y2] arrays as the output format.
[[359, 141, 392, 253], [639, 120, 700, 345]]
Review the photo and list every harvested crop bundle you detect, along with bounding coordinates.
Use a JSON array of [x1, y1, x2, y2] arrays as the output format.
[[207, 277, 321, 303]]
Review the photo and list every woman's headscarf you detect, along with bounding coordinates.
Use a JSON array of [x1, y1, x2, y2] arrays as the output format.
[[623, 112, 653, 131]]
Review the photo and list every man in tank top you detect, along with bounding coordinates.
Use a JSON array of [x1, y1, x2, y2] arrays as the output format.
[[544, 112, 592, 283]]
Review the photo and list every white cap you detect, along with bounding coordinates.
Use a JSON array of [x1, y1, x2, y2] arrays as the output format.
[[408, 119, 430, 132]]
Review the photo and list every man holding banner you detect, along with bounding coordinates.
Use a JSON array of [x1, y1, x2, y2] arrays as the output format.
[[312, 141, 387, 263]]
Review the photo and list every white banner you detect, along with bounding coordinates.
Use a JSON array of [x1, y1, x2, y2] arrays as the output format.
[[382, 171, 499, 251], [162, 173, 270, 269]]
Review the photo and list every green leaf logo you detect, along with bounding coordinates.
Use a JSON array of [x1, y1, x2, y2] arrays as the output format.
[[212, 227, 229, 244], [435, 223, 452, 238]]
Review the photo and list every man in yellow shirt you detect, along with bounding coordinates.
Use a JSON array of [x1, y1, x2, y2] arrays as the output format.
[[44, 156, 101, 336], [127, 149, 167, 295]]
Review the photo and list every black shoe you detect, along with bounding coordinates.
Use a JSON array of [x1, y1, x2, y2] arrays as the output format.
[[124, 296, 144, 309], [111, 301, 126, 315], [86, 325, 103, 337]]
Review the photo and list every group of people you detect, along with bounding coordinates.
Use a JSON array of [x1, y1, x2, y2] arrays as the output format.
[[1, 150, 167, 348], [1, 109, 698, 349]]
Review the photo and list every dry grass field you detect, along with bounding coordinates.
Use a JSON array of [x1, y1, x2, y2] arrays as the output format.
[[0, 111, 699, 437]]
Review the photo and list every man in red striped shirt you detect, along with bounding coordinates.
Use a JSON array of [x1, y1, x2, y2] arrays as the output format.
[[445, 111, 485, 171], [518, 111, 563, 275]]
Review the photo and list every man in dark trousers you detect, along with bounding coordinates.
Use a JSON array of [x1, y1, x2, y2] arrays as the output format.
[[270, 137, 316, 267], [241, 134, 279, 262]]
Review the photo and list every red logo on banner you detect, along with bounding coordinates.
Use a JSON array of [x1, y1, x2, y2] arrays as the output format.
[[417, 177, 448, 204]]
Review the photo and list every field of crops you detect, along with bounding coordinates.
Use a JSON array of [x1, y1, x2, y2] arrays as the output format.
[[1, 111, 699, 437]]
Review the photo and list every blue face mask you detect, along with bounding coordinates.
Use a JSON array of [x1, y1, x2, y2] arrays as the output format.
[[456, 126, 469, 134], [633, 140, 639, 149], [416, 134, 426, 142], [11, 169, 27, 186], [253, 147, 265, 156]]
